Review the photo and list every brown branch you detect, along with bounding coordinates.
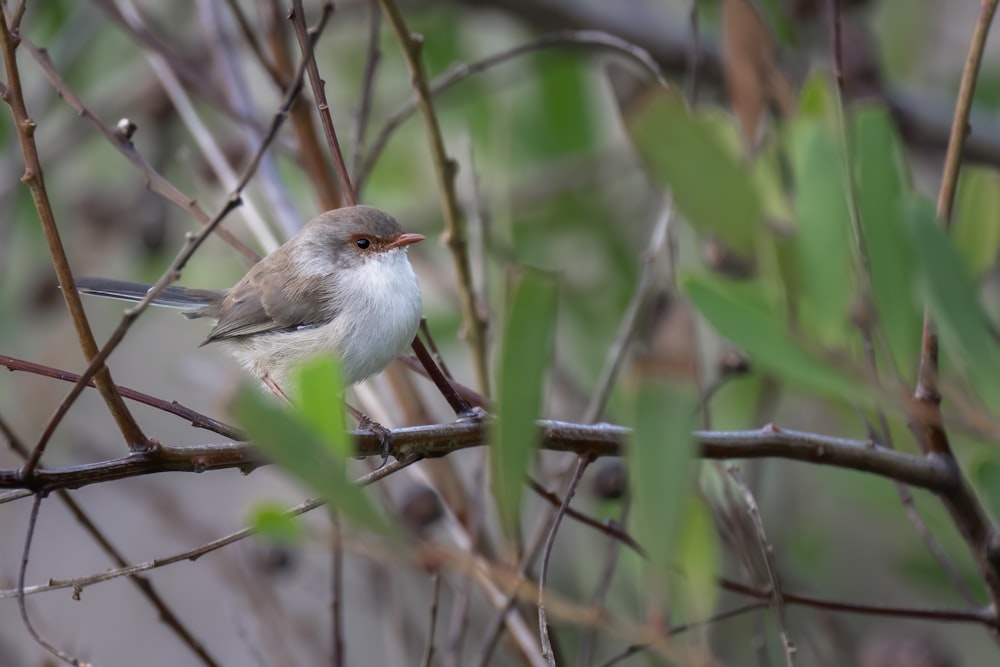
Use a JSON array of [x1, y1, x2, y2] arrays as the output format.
[[0, 354, 243, 440], [350, 0, 382, 181], [289, 0, 355, 206], [16, 6, 329, 480], [0, 10, 147, 453], [264, 0, 341, 211], [18, 494, 84, 667], [0, 422, 956, 507], [377, 0, 488, 394], [719, 578, 995, 627], [727, 466, 795, 665], [909, 0, 1000, 625], [21, 39, 259, 262], [0, 414, 221, 667], [3, 459, 414, 601]]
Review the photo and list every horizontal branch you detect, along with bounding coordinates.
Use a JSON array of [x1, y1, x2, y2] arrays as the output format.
[[0, 421, 957, 494]]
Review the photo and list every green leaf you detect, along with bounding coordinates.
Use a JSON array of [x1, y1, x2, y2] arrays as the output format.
[[683, 273, 868, 402], [797, 72, 836, 121], [789, 119, 854, 344], [909, 197, 1000, 409], [853, 106, 921, 378], [294, 357, 350, 458], [630, 92, 763, 253], [629, 380, 697, 585], [954, 166, 1000, 278], [674, 496, 720, 620], [249, 501, 304, 545], [233, 388, 391, 535], [492, 273, 558, 539]]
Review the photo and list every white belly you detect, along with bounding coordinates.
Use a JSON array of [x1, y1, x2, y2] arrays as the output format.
[[226, 251, 422, 390]]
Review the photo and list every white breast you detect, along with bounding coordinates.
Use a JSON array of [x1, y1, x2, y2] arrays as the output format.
[[226, 249, 422, 389]]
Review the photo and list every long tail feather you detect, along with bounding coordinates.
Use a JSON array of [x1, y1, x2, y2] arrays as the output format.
[[74, 277, 222, 314]]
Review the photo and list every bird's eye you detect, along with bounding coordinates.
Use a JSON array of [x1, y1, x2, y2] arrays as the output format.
[[356, 238, 371, 249]]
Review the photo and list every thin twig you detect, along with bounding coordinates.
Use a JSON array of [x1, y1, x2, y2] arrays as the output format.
[[330, 512, 344, 667], [598, 601, 770, 667], [20, 40, 259, 262], [2, 414, 221, 667], [264, 0, 340, 210], [0, 354, 243, 440], [377, 0, 488, 393], [538, 456, 591, 666], [357, 29, 669, 195], [289, 0, 356, 205], [350, 0, 382, 181], [115, 0, 281, 252], [16, 5, 330, 480], [727, 466, 795, 666], [221, 0, 284, 86], [577, 498, 631, 666], [18, 494, 86, 666], [583, 198, 672, 423], [420, 573, 442, 667], [0, 8, 146, 451], [4, 458, 415, 602]]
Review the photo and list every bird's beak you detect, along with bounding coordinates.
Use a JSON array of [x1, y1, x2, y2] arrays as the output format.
[[387, 233, 425, 249]]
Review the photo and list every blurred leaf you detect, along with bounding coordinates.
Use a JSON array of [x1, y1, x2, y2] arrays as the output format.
[[493, 273, 558, 539], [515, 52, 596, 161], [721, 0, 794, 144], [674, 495, 720, 620], [789, 119, 854, 344], [853, 106, 921, 378], [684, 273, 868, 402], [630, 91, 763, 253], [234, 388, 391, 535], [798, 72, 837, 121], [249, 501, 304, 545], [909, 196, 1000, 409], [294, 357, 350, 458], [954, 166, 1000, 277], [629, 380, 698, 585]]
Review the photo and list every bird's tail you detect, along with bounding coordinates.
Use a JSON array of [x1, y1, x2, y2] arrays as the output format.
[[74, 277, 221, 315]]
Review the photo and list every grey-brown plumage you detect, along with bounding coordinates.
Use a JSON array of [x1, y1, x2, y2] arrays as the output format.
[[75, 205, 424, 388]]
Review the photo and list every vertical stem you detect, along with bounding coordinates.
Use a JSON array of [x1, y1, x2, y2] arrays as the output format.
[[0, 11, 146, 449], [377, 0, 491, 395]]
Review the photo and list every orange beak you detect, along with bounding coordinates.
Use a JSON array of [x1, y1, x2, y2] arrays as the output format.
[[387, 233, 425, 249]]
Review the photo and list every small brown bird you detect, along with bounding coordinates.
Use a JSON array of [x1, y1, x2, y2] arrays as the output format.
[[75, 205, 425, 394]]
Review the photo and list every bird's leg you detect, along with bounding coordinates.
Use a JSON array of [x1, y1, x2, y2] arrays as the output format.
[[262, 374, 292, 404], [346, 403, 393, 466]]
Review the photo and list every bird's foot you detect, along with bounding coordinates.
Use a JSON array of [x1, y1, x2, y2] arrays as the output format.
[[350, 409, 394, 467]]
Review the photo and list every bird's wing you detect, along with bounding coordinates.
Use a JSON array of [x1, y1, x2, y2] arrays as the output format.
[[202, 255, 339, 344]]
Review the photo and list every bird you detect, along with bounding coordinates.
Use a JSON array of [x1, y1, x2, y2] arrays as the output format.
[[75, 205, 425, 398]]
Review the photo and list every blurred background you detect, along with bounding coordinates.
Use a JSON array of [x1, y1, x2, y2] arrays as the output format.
[[1, 0, 999, 665]]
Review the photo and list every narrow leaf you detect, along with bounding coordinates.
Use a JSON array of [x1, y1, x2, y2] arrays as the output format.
[[629, 380, 697, 585], [789, 119, 854, 344], [492, 273, 558, 539], [684, 274, 868, 402], [909, 198, 1000, 409], [630, 91, 763, 253], [234, 388, 391, 535], [954, 166, 1000, 278], [853, 105, 921, 379], [294, 357, 350, 458]]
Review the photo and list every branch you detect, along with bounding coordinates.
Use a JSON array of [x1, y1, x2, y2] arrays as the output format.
[[0, 9, 146, 451], [377, 0, 489, 393], [0, 422, 956, 494]]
